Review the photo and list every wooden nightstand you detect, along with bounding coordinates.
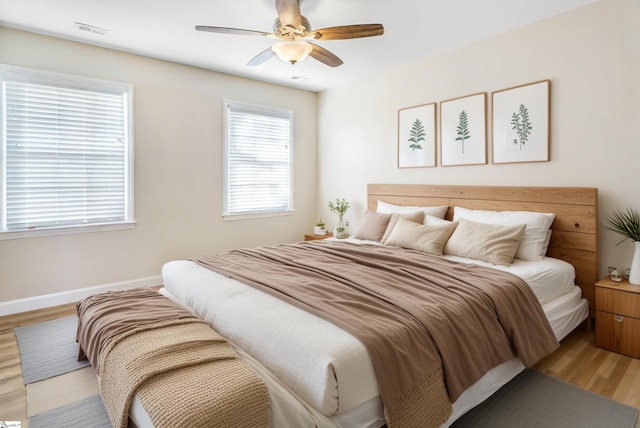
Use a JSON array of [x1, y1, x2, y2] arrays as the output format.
[[595, 276, 640, 358], [304, 232, 333, 241]]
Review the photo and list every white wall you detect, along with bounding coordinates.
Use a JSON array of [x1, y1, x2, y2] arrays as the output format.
[[0, 27, 317, 305], [317, 0, 640, 278]]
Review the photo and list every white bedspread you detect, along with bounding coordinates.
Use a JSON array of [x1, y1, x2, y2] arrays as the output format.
[[161, 253, 586, 423], [162, 259, 377, 416], [441, 254, 576, 305]]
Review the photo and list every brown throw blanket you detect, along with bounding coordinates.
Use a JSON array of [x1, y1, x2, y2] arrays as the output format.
[[76, 289, 270, 428], [194, 241, 559, 428]]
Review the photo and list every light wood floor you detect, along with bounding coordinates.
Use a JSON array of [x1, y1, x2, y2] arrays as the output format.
[[1, 304, 639, 426], [0, 302, 77, 425]]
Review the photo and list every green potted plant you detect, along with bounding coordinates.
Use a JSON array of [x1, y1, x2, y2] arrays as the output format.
[[314, 219, 327, 236], [328, 198, 350, 239], [605, 207, 640, 285]]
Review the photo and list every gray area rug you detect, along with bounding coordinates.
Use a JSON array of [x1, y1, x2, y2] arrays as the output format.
[[452, 368, 639, 428], [15, 316, 110, 427], [28, 395, 110, 428], [14, 315, 89, 384]]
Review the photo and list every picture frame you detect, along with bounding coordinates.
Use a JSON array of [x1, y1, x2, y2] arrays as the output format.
[[440, 92, 487, 166], [492, 79, 550, 164], [397, 102, 436, 168]]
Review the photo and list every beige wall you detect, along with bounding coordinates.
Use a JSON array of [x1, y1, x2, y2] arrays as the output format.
[[2, 0, 639, 308], [0, 27, 318, 305], [317, 0, 640, 278]]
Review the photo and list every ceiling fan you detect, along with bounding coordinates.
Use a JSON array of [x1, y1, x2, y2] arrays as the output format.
[[196, 0, 384, 67]]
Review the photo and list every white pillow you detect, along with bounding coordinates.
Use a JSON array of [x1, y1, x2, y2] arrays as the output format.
[[453, 207, 555, 261], [377, 200, 448, 219], [543, 229, 552, 254], [384, 217, 458, 256], [444, 218, 526, 266], [424, 214, 451, 225]]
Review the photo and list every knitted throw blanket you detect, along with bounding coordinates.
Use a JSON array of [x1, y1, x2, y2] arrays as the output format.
[[77, 289, 270, 428]]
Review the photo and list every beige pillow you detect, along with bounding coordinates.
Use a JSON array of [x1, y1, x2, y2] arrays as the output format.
[[453, 207, 555, 261], [380, 211, 425, 243], [444, 218, 526, 266], [354, 211, 392, 241], [384, 217, 458, 256]]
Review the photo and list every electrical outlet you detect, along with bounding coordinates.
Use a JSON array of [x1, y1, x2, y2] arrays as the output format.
[[608, 266, 616, 273]]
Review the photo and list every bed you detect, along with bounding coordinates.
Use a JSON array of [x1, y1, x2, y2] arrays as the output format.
[[137, 184, 598, 427]]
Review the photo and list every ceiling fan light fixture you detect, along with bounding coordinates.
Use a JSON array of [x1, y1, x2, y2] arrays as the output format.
[[197, 0, 383, 68], [271, 41, 312, 64]]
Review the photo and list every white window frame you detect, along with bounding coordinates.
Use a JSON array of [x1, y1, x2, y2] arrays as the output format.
[[0, 64, 135, 240], [223, 100, 294, 221]]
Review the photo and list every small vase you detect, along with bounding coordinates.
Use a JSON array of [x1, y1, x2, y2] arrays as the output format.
[[629, 241, 640, 285], [334, 214, 348, 239]]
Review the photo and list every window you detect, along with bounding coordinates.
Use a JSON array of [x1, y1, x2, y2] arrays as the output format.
[[224, 101, 293, 219], [0, 64, 134, 238]]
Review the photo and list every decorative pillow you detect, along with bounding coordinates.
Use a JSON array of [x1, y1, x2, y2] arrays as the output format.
[[444, 218, 526, 266], [380, 211, 425, 243], [385, 217, 458, 256], [453, 207, 555, 261], [354, 211, 392, 242], [377, 200, 448, 219]]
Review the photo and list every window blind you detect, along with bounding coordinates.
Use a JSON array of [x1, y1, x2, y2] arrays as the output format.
[[225, 102, 292, 216], [1, 66, 132, 232]]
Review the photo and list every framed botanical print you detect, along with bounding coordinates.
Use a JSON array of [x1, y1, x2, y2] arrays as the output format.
[[398, 102, 436, 168], [440, 92, 487, 166], [492, 80, 550, 164]]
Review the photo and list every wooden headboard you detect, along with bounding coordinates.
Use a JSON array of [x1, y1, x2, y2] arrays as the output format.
[[368, 184, 599, 317]]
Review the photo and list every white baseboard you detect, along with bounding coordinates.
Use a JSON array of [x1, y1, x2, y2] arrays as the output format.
[[0, 275, 163, 316]]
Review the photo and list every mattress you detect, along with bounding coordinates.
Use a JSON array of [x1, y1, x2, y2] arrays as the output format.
[[148, 251, 587, 427]]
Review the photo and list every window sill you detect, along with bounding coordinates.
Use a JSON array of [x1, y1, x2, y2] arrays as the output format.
[[223, 210, 295, 222], [0, 221, 136, 241]]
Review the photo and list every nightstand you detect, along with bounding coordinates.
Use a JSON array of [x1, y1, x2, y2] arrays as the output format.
[[595, 276, 640, 358], [304, 232, 333, 241]]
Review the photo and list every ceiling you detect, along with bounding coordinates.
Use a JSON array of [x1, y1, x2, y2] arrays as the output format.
[[0, 0, 598, 92]]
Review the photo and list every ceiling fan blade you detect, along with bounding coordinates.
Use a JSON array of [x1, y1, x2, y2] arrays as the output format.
[[196, 25, 272, 37], [247, 47, 277, 66], [275, 0, 302, 28], [308, 43, 343, 67], [305, 24, 384, 40]]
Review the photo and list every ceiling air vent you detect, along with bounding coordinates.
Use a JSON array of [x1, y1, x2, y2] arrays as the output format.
[[74, 22, 109, 35]]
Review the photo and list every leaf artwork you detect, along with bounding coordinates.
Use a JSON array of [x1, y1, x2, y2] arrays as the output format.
[[455, 110, 471, 154], [408, 118, 425, 151], [511, 104, 533, 149]]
